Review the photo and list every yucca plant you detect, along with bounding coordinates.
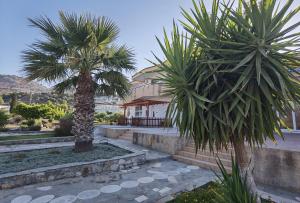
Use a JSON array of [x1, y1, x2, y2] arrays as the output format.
[[155, 0, 300, 201], [214, 157, 257, 203], [22, 12, 135, 152]]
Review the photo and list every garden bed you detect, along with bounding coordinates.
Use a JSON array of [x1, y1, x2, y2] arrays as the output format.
[[0, 133, 73, 145], [0, 143, 146, 189], [168, 182, 274, 203]]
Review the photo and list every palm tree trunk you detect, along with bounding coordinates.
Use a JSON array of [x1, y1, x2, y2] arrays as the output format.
[[232, 138, 261, 203], [72, 71, 95, 152]]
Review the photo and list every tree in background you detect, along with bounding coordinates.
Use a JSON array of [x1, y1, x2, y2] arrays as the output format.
[[9, 93, 17, 113], [155, 0, 300, 201], [22, 12, 135, 152], [0, 96, 4, 105], [0, 111, 9, 130]]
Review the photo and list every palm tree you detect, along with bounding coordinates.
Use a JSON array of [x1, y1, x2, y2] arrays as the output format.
[[155, 0, 300, 200], [22, 12, 135, 152]]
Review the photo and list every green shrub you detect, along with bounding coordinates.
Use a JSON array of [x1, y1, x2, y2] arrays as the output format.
[[54, 113, 74, 137], [168, 182, 222, 203], [214, 157, 257, 203], [106, 112, 122, 123], [14, 102, 68, 120], [21, 119, 42, 131], [95, 112, 107, 122], [0, 111, 9, 129], [95, 112, 122, 124], [14, 103, 41, 120], [0, 96, 4, 105], [9, 93, 17, 113]]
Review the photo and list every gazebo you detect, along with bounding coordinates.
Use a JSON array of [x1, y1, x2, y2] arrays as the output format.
[[119, 96, 170, 127]]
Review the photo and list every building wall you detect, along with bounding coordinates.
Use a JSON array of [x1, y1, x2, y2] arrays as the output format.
[[95, 96, 122, 113], [125, 104, 168, 118]]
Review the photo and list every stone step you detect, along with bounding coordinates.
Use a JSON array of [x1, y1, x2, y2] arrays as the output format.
[[177, 151, 232, 167], [183, 146, 234, 155], [183, 147, 234, 159], [119, 134, 132, 141], [173, 154, 232, 173], [187, 142, 234, 152]]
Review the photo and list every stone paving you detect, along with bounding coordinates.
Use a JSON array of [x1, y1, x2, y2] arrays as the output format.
[[1, 132, 300, 203], [1, 159, 216, 203]]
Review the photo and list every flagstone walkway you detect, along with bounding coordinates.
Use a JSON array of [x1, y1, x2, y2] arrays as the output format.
[[1, 133, 300, 203], [1, 159, 216, 203]]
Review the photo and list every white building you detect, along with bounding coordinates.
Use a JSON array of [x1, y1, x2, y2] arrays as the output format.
[[121, 65, 171, 126]]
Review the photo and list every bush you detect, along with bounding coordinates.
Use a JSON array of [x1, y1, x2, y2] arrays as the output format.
[[21, 119, 42, 131], [0, 96, 4, 105], [95, 112, 107, 123], [54, 113, 74, 137], [95, 112, 122, 124], [0, 111, 9, 129], [9, 93, 18, 113], [14, 102, 69, 121], [214, 157, 257, 203]]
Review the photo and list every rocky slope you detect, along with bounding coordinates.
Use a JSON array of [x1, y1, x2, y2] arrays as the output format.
[[0, 74, 49, 94]]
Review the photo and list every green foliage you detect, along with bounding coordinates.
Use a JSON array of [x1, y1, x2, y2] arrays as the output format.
[[0, 111, 9, 129], [20, 119, 42, 131], [95, 112, 122, 123], [14, 102, 69, 120], [9, 93, 17, 113], [0, 96, 4, 105], [155, 0, 300, 150], [168, 182, 222, 203], [95, 112, 107, 122], [214, 157, 257, 203], [15, 103, 41, 120], [54, 113, 74, 137], [22, 12, 135, 98]]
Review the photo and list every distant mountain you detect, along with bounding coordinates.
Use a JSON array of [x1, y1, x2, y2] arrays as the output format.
[[0, 74, 49, 94]]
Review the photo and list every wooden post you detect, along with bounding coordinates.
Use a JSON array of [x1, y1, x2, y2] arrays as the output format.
[[123, 106, 127, 125], [146, 104, 149, 127]]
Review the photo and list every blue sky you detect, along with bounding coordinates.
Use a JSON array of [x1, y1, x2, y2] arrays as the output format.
[[0, 0, 197, 77], [0, 0, 299, 79]]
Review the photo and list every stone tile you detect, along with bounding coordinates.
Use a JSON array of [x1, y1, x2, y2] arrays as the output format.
[[30, 195, 55, 203], [49, 195, 77, 203], [152, 173, 168, 180], [159, 187, 171, 195], [36, 186, 53, 191], [167, 176, 178, 184], [11, 195, 32, 203], [187, 165, 200, 170], [100, 185, 122, 193], [152, 163, 162, 168], [135, 195, 148, 202], [77, 189, 100, 200], [137, 177, 154, 184], [153, 188, 160, 192], [120, 181, 139, 188]]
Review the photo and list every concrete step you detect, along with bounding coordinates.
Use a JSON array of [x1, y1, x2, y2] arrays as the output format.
[[187, 142, 234, 152], [119, 133, 132, 141], [177, 151, 232, 167], [173, 154, 232, 173], [183, 147, 234, 159]]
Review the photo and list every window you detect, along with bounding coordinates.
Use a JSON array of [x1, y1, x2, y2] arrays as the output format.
[[135, 106, 142, 117]]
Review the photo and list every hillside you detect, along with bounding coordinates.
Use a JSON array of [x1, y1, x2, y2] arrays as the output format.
[[0, 74, 49, 94]]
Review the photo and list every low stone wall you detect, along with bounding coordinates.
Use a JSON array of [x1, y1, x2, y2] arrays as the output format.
[[0, 143, 146, 189], [254, 147, 300, 193], [132, 132, 188, 155], [132, 131, 300, 193], [102, 128, 128, 139], [0, 136, 74, 146]]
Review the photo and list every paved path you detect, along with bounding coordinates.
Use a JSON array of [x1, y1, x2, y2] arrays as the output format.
[[1, 159, 216, 203], [1, 134, 300, 202]]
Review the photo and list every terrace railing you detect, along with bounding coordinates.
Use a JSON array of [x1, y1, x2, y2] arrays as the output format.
[[117, 117, 171, 127]]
